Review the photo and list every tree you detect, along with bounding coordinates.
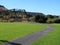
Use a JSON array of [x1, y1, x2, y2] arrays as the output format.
[[54, 19, 60, 23], [35, 13, 47, 23], [35, 15, 40, 22], [47, 14, 54, 19]]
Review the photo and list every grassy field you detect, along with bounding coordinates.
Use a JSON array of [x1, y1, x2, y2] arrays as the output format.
[[0, 22, 47, 40], [31, 24, 60, 45]]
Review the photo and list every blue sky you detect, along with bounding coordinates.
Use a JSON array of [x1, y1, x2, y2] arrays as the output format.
[[0, 0, 60, 15]]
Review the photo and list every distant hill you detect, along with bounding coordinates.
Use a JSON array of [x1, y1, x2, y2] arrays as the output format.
[[0, 5, 8, 11], [0, 5, 44, 16]]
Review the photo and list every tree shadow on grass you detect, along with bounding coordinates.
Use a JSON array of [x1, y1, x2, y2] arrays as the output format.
[[0, 40, 21, 45]]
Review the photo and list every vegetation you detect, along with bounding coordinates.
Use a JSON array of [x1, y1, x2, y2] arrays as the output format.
[[0, 22, 47, 40], [31, 24, 60, 45], [0, 5, 60, 23]]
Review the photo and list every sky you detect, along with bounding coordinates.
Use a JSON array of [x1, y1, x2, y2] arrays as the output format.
[[0, 0, 60, 15]]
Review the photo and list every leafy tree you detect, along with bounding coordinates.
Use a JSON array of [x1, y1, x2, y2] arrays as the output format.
[[35, 13, 47, 23]]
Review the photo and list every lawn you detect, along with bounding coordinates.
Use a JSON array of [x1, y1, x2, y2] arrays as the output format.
[[31, 24, 60, 45], [0, 22, 47, 40]]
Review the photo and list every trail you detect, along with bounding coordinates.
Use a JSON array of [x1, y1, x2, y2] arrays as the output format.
[[2, 25, 54, 45]]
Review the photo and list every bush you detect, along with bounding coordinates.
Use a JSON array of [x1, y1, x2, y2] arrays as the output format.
[[54, 19, 60, 23]]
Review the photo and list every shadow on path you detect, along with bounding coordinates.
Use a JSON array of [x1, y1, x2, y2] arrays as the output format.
[[0, 40, 21, 45]]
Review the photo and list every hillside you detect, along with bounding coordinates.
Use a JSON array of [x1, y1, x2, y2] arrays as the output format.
[[0, 5, 8, 11]]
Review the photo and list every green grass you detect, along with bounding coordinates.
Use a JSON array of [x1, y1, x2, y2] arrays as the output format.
[[31, 24, 60, 45], [0, 22, 47, 40]]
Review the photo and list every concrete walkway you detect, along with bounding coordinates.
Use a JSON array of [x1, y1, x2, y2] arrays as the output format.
[[2, 25, 54, 45]]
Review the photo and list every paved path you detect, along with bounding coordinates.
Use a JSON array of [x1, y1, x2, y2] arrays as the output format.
[[2, 25, 54, 45]]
